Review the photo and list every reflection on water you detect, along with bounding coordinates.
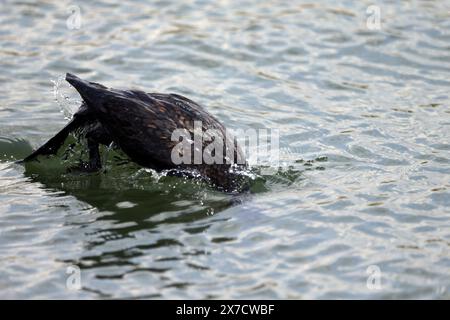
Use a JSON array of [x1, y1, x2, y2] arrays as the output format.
[[0, 0, 450, 299], [23, 164, 237, 299]]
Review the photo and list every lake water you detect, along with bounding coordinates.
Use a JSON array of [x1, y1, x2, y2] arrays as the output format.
[[0, 0, 449, 299]]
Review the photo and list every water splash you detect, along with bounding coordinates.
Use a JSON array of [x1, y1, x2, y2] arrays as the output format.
[[101, 142, 116, 172], [51, 75, 81, 120]]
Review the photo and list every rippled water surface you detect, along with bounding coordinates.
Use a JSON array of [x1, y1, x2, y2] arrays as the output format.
[[1, 0, 450, 299]]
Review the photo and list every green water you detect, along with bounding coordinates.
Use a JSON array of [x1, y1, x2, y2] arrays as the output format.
[[0, 0, 450, 299]]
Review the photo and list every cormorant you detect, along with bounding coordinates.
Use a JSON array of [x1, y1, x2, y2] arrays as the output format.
[[23, 73, 248, 193]]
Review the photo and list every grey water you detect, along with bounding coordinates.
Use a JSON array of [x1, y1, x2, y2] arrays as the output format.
[[0, 0, 449, 299]]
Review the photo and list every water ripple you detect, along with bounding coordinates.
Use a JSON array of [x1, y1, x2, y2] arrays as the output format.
[[0, 0, 449, 299]]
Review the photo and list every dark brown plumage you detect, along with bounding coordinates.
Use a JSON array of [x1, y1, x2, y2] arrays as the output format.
[[23, 73, 248, 193]]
